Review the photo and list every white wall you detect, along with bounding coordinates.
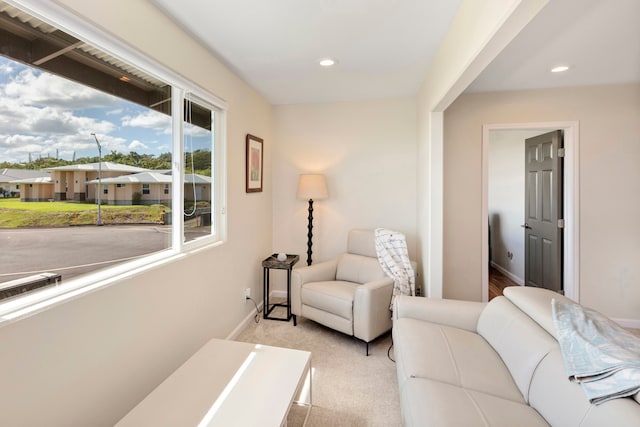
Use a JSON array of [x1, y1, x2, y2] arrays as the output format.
[[488, 130, 542, 282], [443, 83, 640, 322], [416, 0, 548, 297], [0, 1, 273, 426], [272, 98, 417, 285]]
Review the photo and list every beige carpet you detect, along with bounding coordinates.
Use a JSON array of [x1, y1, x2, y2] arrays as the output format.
[[235, 310, 402, 427]]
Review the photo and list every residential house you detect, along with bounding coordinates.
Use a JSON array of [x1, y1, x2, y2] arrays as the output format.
[[0, 1, 637, 426], [17, 163, 211, 205], [11, 176, 54, 201], [46, 162, 147, 202], [0, 168, 50, 198], [87, 171, 212, 205]]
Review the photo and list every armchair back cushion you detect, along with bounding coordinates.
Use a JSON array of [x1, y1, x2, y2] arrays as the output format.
[[336, 228, 386, 284], [336, 253, 386, 284], [347, 228, 378, 258]]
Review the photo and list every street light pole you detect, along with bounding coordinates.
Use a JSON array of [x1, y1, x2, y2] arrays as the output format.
[[91, 133, 102, 226]]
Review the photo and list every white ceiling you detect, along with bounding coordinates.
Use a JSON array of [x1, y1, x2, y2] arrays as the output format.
[[152, 0, 640, 105], [151, 0, 461, 104], [467, 0, 640, 93]]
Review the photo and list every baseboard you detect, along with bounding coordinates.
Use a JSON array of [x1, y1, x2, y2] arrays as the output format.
[[612, 317, 640, 330], [226, 290, 290, 340], [490, 261, 524, 286], [226, 300, 264, 340]]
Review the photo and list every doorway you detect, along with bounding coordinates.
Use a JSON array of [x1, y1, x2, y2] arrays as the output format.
[[482, 122, 580, 303], [488, 129, 564, 296]]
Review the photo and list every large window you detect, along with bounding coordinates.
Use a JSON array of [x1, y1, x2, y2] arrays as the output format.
[[0, 1, 226, 310]]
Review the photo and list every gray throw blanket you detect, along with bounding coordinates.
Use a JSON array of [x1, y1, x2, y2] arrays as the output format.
[[552, 298, 640, 404]]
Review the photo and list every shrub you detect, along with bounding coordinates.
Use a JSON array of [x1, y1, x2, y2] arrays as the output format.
[[132, 192, 142, 205]]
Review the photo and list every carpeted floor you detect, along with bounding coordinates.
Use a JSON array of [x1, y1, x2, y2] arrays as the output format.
[[234, 308, 402, 427]]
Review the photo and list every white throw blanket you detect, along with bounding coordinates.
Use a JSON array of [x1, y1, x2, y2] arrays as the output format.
[[552, 298, 640, 404], [374, 228, 415, 309]]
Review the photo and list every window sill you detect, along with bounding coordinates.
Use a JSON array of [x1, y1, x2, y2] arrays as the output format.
[[0, 237, 224, 325]]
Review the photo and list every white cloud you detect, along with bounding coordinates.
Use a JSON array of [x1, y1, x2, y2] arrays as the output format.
[[128, 140, 149, 150], [0, 134, 46, 163], [3, 68, 119, 110], [0, 58, 170, 164], [0, 62, 14, 75], [122, 109, 171, 132], [0, 134, 44, 149], [74, 134, 129, 153], [184, 122, 211, 138], [0, 98, 115, 136]]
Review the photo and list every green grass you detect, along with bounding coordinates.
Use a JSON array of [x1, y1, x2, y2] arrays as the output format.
[[0, 199, 168, 228]]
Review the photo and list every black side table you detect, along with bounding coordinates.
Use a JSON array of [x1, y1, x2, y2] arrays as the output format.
[[262, 254, 299, 321]]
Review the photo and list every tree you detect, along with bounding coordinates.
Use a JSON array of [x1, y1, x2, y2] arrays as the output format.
[[185, 149, 211, 173]]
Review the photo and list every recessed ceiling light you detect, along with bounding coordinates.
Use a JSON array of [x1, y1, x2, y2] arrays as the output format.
[[551, 65, 570, 73], [318, 58, 337, 67]]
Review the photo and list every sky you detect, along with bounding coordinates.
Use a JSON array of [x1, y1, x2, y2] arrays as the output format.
[[0, 56, 210, 165]]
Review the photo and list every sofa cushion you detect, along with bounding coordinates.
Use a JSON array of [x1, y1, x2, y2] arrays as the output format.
[[301, 280, 357, 320], [336, 253, 386, 284], [400, 377, 548, 427], [477, 296, 558, 402], [393, 317, 525, 403]]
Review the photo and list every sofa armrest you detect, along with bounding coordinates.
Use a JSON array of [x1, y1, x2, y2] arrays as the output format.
[[291, 259, 338, 315], [353, 277, 394, 342], [393, 295, 486, 332]]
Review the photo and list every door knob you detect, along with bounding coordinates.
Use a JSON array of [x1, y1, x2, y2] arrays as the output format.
[[521, 223, 532, 229]]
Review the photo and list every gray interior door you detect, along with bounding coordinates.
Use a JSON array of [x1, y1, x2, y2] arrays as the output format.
[[524, 130, 563, 292]]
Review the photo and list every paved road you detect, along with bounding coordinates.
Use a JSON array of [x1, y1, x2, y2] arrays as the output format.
[[0, 225, 173, 284]]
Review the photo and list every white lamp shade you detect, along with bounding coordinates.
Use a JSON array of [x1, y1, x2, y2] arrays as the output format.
[[297, 174, 328, 200]]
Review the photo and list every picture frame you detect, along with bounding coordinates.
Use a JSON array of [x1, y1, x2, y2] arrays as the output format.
[[245, 134, 263, 193]]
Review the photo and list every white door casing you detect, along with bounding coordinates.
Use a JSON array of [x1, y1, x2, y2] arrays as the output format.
[[482, 122, 580, 302]]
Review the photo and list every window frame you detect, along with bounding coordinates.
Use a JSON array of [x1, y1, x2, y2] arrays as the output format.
[[0, 0, 228, 321]]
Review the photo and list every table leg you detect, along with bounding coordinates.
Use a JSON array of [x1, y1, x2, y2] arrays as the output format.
[[263, 267, 268, 319], [286, 267, 292, 320]]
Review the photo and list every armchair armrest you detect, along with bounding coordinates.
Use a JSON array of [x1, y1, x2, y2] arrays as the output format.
[[393, 295, 486, 333], [291, 259, 338, 315], [292, 259, 338, 284], [353, 277, 394, 342]]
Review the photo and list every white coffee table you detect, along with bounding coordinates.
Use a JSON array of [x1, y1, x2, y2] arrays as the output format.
[[116, 338, 312, 427]]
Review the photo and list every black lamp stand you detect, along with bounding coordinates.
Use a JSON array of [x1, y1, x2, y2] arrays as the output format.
[[305, 198, 314, 265]]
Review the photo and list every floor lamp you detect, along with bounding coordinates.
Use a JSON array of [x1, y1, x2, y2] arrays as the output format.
[[296, 174, 328, 266]]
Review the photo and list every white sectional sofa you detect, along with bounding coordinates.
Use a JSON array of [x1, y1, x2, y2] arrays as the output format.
[[392, 286, 640, 426]]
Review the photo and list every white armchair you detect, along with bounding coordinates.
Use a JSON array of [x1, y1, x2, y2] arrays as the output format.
[[291, 229, 410, 355]]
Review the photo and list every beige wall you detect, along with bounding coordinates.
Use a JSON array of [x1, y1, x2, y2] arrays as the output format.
[[108, 183, 133, 204], [21, 183, 54, 201], [272, 98, 418, 277], [140, 182, 165, 203], [416, 0, 548, 297], [0, 1, 273, 426], [443, 83, 640, 322]]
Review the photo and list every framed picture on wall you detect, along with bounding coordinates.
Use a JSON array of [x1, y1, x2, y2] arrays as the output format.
[[246, 134, 263, 193]]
